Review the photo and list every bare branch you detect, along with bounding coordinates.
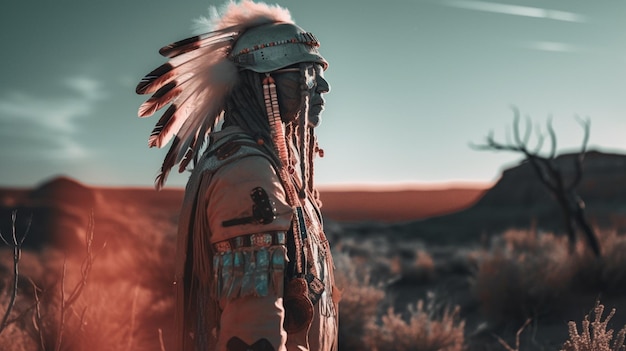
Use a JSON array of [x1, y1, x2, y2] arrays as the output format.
[[492, 318, 531, 351], [532, 123, 545, 154], [65, 211, 98, 309], [526, 155, 558, 193], [546, 117, 557, 159], [126, 285, 140, 351], [471, 129, 525, 153], [516, 319, 532, 350], [511, 107, 524, 148], [568, 116, 591, 190], [521, 115, 532, 148], [158, 328, 167, 351], [54, 210, 103, 350], [55, 258, 67, 351], [509, 107, 535, 155], [576, 116, 590, 153], [6, 299, 38, 326], [28, 277, 45, 351], [0, 211, 31, 335]]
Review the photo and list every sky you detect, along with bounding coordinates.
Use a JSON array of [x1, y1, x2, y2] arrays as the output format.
[[1, 0, 625, 190]]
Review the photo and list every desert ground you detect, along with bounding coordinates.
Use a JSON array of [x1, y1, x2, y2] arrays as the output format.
[[1, 151, 626, 351]]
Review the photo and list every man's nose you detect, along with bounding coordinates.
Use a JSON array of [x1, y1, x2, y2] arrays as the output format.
[[316, 76, 330, 94]]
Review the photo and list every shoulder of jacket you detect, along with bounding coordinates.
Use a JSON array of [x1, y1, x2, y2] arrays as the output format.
[[196, 135, 275, 176]]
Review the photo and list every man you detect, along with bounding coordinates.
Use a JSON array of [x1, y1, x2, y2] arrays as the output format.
[[135, 1, 338, 350]]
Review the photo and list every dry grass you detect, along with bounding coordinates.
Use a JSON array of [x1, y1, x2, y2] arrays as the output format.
[[0, 246, 175, 351], [333, 251, 386, 350], [334, 249, 466, 351], [471, 229, 578, 325], [596, 231, 626, 293], [470, 228, 626, 327], [364, 298, 465, 351], [0, 202, 177, 351]]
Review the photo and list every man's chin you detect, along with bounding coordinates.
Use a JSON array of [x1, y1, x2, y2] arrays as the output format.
[[308, 114, 322, 127], [308, 107, 324, 127]]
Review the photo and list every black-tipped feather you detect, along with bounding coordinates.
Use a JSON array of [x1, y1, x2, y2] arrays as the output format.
[[159, 27, 238, 58], [136, 63, 174, 94], [178, 116, 214, 172], [148, 82, 206, 148], [148, 105, 177, 147], [159, 35, 202, 58], [155, 136, 181, 190], [138, 64, 202, 119], [149, 57, 238, 149], [178, 147, 195, 173], [137, 46, 235, 117], [137, 36, 232, 96], [178, 133, 199, 173], [139, 82, 181, 118], [172, 95, 218, 163]]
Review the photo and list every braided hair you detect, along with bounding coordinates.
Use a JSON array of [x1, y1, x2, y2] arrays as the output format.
[[222, 69, 281, 166]]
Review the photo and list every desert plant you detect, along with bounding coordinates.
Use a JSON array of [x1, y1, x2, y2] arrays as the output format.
[[22, 212, 104, 351], [333, 251, 386, 350], [37, 213, 175, 351], [561, 301, 626, 351], [0, 210, 124, 351], [364, 296, 465, 351], [596, 230, 626, 293], [388, 249, 436, 284], [0, 187, 182, 351], [471, 229, 577, 326]]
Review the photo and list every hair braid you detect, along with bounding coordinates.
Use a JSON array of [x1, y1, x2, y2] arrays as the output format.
[[222, 70, 280, 165], [297, 64, 312, 199], [307, 128, 322, 206]]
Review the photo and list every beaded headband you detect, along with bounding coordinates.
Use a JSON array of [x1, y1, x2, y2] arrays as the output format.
[[233, 32, 320, 56], [230, 23, 327, 72]]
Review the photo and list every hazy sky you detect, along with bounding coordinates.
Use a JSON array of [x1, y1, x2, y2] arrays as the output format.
[[1, 0, 625, 189]]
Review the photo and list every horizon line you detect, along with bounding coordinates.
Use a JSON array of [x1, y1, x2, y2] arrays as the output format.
[[0, 179, 494, 192]]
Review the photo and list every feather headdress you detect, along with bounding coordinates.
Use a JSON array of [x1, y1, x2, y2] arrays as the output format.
[[136, 1, 294, 190]]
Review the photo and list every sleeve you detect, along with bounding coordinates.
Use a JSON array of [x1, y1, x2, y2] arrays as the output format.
[[205, 155, 292, 350], [204, 154, 293, 243]]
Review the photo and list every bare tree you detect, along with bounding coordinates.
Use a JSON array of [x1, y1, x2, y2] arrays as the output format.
[[472, 106, 601, 257]]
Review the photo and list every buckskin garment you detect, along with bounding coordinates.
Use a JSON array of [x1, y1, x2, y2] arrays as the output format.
[[175, 127, 338, 351]]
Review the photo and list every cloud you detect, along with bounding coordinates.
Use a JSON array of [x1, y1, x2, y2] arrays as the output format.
[[441, 0, 587, 23], [524, 41, 581, 53], [64, 76, 106, 101], [0, 75, 106, 160]]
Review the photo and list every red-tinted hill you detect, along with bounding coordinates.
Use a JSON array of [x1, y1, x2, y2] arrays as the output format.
[[0, 176, 487, 249], [320, 188, 486, 222]]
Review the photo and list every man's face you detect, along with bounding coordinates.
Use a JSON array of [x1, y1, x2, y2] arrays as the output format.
[[273, 63, 330, 127]]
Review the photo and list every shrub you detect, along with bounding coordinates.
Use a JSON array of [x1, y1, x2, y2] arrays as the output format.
[[561, 301, 626, 351], [333, 251, 386, 350], [364, 297, 465, 351], [597, 230, 626, 293], [471, 229, 577, 325], [0, 211, 176, 351]]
